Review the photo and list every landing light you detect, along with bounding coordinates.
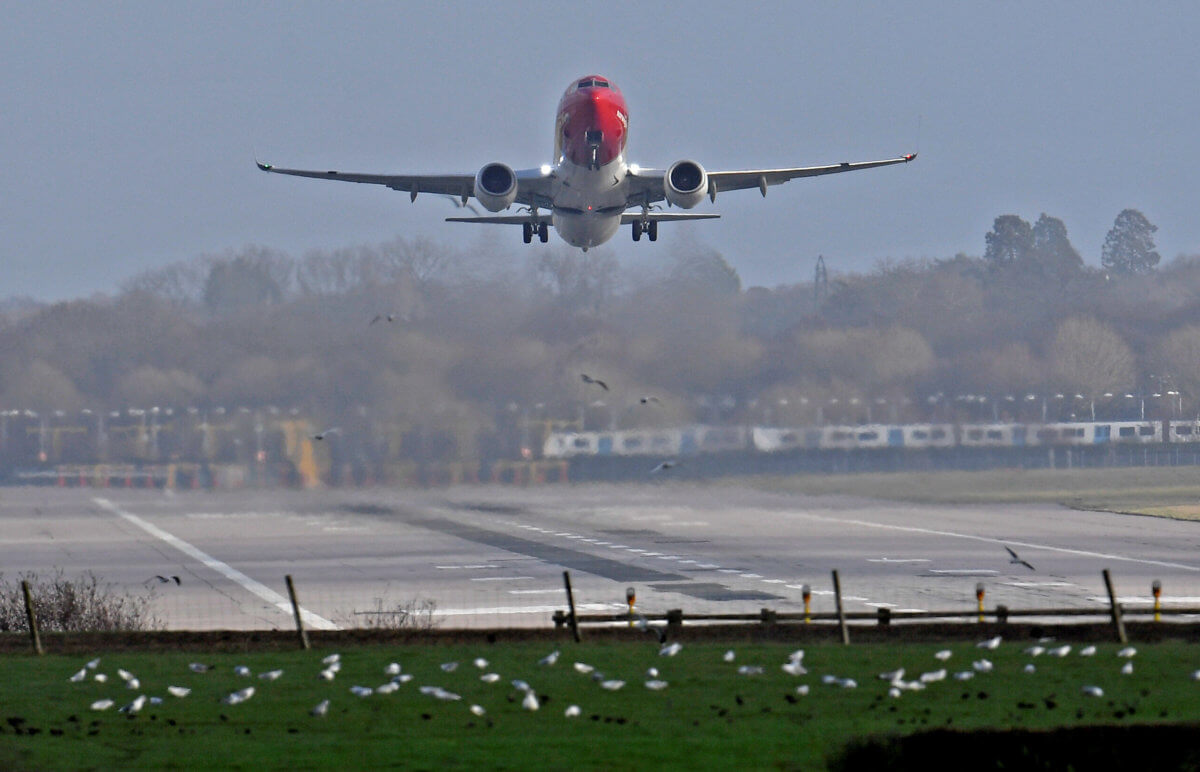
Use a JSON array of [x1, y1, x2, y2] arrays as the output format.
[[540, 164, 552, 175], [629, 164, 640, 174]]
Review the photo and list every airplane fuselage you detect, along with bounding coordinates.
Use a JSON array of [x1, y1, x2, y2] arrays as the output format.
[[549, 76, 631, 249]]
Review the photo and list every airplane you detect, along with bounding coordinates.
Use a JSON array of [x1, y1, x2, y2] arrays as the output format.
[[257, 75, 916, 250]]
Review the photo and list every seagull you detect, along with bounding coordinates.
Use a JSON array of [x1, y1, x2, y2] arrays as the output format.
[[119, 695, 147, 714], [511, 679, 532, 692], [311, 699, 330, 717], [441, 194, 481, 216], [69, 668, 87, 683], [117, 669, 135, 681], [538, 650, 560, 666], [473, 658, 488, 669], [644, 680, 669, 690], [91, 699, 115, 711], [234, 665, 251, 677], [934, 650, 953, 661], [1081, 685, 1104, 697], [126, 678, 140, 690], [659, 642, 683, 657], [796, 685, 810, 696], [259, 669, 283, 681], [564, 704, 582, 717], [977, 636, 1002, 650], [349, 686, 373, 697], [189, 663, 212, 673], [580, 373, 609, 391], [573, 663, 594, 674], [522, 691, 540, 711], [954, 671, 975, 681], [782, 661, 807, 676], [376, 682, 399, 694], [723, 650, 736, 663], [1079, 646, 1097, 657], [480, 673, 500, 683], [920, 669, 947, 683], [1117, 646, 1137, 658], [167, 686, 191, 698], [599, 680, 625, 691], [311, 427, 341, 441], [1121, 661, 1134, 675], [318, 669, 336, 681], [888, 686, 902, 698], [878, 668, 905, 682], [86, 658, 101, 669], [1023, 664, 1036, 674], [322, 654, 341, 665], [649, 460, 676, 474], [639, 396, 662, 405], [385, 663, 401, 676], [470, 704, 486, 716], [973, 659, 994, 673], [1024, 645, 1045, 657], [94, 673, 108, 683], [393, 673, 413, 684], [369, 313, 400, 326], [440, 662, 458, 672], [646, 667, 659, 678], [1048, 645, 1071, 657], [1005, 546, 1035, 571], [737, 665, 764, 675]]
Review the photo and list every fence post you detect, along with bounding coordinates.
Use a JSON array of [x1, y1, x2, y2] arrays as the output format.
[[562, 571, 581, 642], [1102, 568, 1127, 644], [996, 604, 1009, 624], [285, 575, 310, 650], [832, 570, 849, 645], [876, 607, 891, 626], [22, 580, 43, 655], [760, 608, 777, 625], [666, 608, 683, 634]]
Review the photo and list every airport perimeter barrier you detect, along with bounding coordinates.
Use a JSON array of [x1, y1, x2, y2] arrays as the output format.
[[11, 568, 1200, 644], [3, 460, 572, 489], [553, 570, 1200, 645]]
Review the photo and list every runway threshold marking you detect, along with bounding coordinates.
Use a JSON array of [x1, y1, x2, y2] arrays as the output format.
[[93, 497, 339, 630]]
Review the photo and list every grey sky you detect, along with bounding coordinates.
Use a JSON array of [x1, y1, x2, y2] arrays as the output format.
[[3, 2, 1199, 300]]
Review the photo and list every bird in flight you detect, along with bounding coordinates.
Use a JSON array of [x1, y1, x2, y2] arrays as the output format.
[[312, 427, 342, 440], [650, 460, 675, 474], [370, 313, 399, 325], [580, 373, 609, 391], [639, 396, 661, 405], [148, 575, 181, 586], [1005, 546, 1035, 571]]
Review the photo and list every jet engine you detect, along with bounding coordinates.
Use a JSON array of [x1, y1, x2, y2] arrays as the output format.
[[474, 163, 519, 212], [663, 160, 708, 209]]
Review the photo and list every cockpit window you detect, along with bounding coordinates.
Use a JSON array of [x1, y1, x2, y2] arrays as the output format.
[[577, 79, 609, 89]]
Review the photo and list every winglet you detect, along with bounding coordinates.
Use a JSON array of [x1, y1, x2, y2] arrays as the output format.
[[256, 159, 273, 172], [903, 153, 917, 162]]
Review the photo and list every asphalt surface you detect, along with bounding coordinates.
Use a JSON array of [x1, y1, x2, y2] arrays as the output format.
[[3, 484, 1199, 631]]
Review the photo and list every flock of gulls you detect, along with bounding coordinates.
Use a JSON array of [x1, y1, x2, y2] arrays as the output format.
[[67, 636, 1200, 722]]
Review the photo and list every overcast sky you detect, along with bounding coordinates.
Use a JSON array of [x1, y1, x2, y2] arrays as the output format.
[[3, 2, 1199, 300]]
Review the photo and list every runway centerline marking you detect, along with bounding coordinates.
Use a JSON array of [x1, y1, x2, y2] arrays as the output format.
[[93, 497, 338, 630]]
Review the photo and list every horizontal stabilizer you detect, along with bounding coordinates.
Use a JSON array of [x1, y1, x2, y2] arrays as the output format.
[[447, 212, 721, 225]]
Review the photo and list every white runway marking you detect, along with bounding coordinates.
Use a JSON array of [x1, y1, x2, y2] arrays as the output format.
[[435, 564, 500, 570], [507, 589, 562, 595], [928, 569, 998, 576], [470, 576, 534, 582], [867, 558, 931, 563], [1001, 581, 1074, 588], [778, 509, 1200, 572], [436, 603, 616, 616], [93, 497, 338, 630]]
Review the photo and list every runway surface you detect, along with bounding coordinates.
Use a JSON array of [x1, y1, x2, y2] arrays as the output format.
[[3, 484, 1199, 630]]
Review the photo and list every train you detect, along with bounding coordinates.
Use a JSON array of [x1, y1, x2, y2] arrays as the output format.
[[542, 419, 1198, 459]]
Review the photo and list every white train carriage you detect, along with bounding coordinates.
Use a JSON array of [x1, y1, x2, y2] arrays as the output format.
[[697, 425, 751, 453], [543, 432, 598, 458], [1168, 421, 1200, 443], [901, 424, 956, 449], [820, 426, 859, 450], [960, 423, 1028, 447], [849, 424, 901, 449], [751, 427, 824, 452], [612, 428, 683, 456], [1108, 421, 1163, 444]]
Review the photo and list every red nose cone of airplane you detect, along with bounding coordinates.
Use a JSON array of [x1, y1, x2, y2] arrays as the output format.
[[556, 76, 628, 169]]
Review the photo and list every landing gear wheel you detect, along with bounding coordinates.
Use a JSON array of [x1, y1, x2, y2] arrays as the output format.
[[648, 220, 658, 242], [522, 222, 532, 244], [538, 222, 549, 243], [632, 221, 642, 242]]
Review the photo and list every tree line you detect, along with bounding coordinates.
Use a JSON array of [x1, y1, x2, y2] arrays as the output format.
[[0, 207, 1195, 462]]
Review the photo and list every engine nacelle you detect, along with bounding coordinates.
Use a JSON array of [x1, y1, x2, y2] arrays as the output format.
[[664, 160, 708, 209], [474, 163, 518, 212]]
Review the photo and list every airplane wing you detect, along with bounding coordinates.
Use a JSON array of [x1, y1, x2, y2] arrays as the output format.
[[625, 153, 916, 205], [255, 161, 555, 207]]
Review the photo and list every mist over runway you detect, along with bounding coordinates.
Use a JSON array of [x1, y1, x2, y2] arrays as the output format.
[[3, 484, 1198, 631]]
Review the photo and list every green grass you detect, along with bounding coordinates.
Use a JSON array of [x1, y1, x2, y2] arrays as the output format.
[[2, 640, 1199, 770], [742, 466, 1200, 517]]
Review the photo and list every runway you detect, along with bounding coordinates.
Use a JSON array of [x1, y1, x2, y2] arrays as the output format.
[[2, 484, 1199, 630]]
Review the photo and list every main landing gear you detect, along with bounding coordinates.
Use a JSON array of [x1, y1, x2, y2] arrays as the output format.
[[631, 219, 658, 242], [523, 222, 548, 244]]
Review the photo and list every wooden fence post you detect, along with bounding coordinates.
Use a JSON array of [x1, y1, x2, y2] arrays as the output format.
[[832, 570, 849, 645], [22, 580, 43, 655], [562, 571, 581, 642], [1102, 568, 1127, 644], [285, 575, 310, 650]]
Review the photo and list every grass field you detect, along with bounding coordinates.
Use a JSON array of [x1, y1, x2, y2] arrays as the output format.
[[745, 466, 1200, 518], [2, 639, 1199, 770]]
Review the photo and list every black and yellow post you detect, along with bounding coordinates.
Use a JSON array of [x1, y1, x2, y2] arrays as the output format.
[[976, 582, 985, 623], [626, 586, 636, 627], [802, 584, 812, 624], [1152, 579, 1162, 622]]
